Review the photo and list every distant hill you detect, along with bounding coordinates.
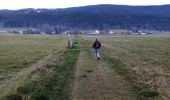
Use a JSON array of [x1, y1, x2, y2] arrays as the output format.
[[0, 4, 170, 31]]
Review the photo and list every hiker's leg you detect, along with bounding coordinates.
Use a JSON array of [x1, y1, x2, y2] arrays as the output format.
[[97, 49, 100, 59], [95, 49, 98, 59], [67, 40, 70, 48], [70, 40, 72, 48], [98, 49, 100, 58], [93, 49, 97, 59]]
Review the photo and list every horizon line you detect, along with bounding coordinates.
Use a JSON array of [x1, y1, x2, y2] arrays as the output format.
[[0, 4, 170, 10]]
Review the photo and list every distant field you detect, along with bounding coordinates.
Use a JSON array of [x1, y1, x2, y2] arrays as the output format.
[[85, 35, 170, 98], [0, 34, 67, 82]]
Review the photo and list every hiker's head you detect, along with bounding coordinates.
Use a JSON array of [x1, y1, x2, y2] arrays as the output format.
[[96, 39, 98, 41]]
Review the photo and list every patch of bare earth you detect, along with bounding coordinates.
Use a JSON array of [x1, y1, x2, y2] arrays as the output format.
[[72, 48, 136, 100], [0, 49, 65, 97]]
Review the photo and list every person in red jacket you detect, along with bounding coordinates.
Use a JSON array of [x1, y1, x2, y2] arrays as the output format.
[[92, 39, 101, 60]]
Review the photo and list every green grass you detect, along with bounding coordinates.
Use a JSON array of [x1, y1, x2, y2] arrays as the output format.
[[86, 35, 170, 99], [93, 36, 170, 70], [5, 42, 80, 100], [1, 35, 169, 100], [84, 69, 93, 73], [84, 36, 165, 99], [0, 34, 67, 81], [102, 51, 159, 99], [79, 74, 88, 79], [31, 43, 79, 100]]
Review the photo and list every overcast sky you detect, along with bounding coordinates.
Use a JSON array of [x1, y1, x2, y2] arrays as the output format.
[[0, 0, 170, 10]]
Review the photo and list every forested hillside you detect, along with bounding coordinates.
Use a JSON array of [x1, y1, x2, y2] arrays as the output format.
[[0, 4, 170, 31]]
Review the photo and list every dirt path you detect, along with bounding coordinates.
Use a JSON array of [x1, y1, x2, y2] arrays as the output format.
[[71, 42, 137, 100], [0, 48, 65, 97]]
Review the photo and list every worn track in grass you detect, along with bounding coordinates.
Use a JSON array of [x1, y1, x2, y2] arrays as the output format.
[[71, 39, 136, 100], [0, 48, 65, 97]]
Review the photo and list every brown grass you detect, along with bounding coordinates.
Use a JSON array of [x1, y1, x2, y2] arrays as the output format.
[[71, 39, 136, 100]]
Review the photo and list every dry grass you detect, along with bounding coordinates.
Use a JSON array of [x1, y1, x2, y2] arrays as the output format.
[[0, 34, 67, 97], [0, 34, 67, 82], [71, 39, 136, 100], [84, 35, 170, 99], [0, 49, 65, 97], [1, 41, 79, 100]]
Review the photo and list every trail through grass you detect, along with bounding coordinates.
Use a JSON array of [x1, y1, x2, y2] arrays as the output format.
[[0, 35, 67, 82], [71, 38, 137, 100], [1, 35, 169, 100], [85, 35, 170, 99], [3, 42, 80, 100]]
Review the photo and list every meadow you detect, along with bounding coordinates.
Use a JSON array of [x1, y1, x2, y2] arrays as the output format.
[[85, 35, 170, 99], [0, 34, 68, 98], [0, 35, 67, 80], [0, 34, 170, 100]]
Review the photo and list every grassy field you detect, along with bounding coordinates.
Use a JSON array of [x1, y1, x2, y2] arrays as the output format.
[[0, 34, 170, 100], [15, 43, 80, 100], [1, 37, 79, 100], [72, 39, 137, 100], [85, 35, 170, 99], [0, 34, 67, 82]]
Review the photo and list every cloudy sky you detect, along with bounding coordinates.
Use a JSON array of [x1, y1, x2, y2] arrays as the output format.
[[0, 0, 170, 10]]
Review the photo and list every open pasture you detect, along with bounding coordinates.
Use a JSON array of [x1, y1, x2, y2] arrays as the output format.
[[85, 35, 170, 98], [0, 34, 170, 100], [0, 34, 67, 82]]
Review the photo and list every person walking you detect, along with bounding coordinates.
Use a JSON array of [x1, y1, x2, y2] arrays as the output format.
[[67, 33, 72, 48], [92, 39, 101, 60]]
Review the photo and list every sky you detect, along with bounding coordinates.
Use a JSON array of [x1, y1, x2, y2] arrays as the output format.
[[0, 0, 170, 10]]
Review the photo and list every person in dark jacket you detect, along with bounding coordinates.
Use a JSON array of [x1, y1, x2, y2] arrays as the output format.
[[92, 39, 101, 60]]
